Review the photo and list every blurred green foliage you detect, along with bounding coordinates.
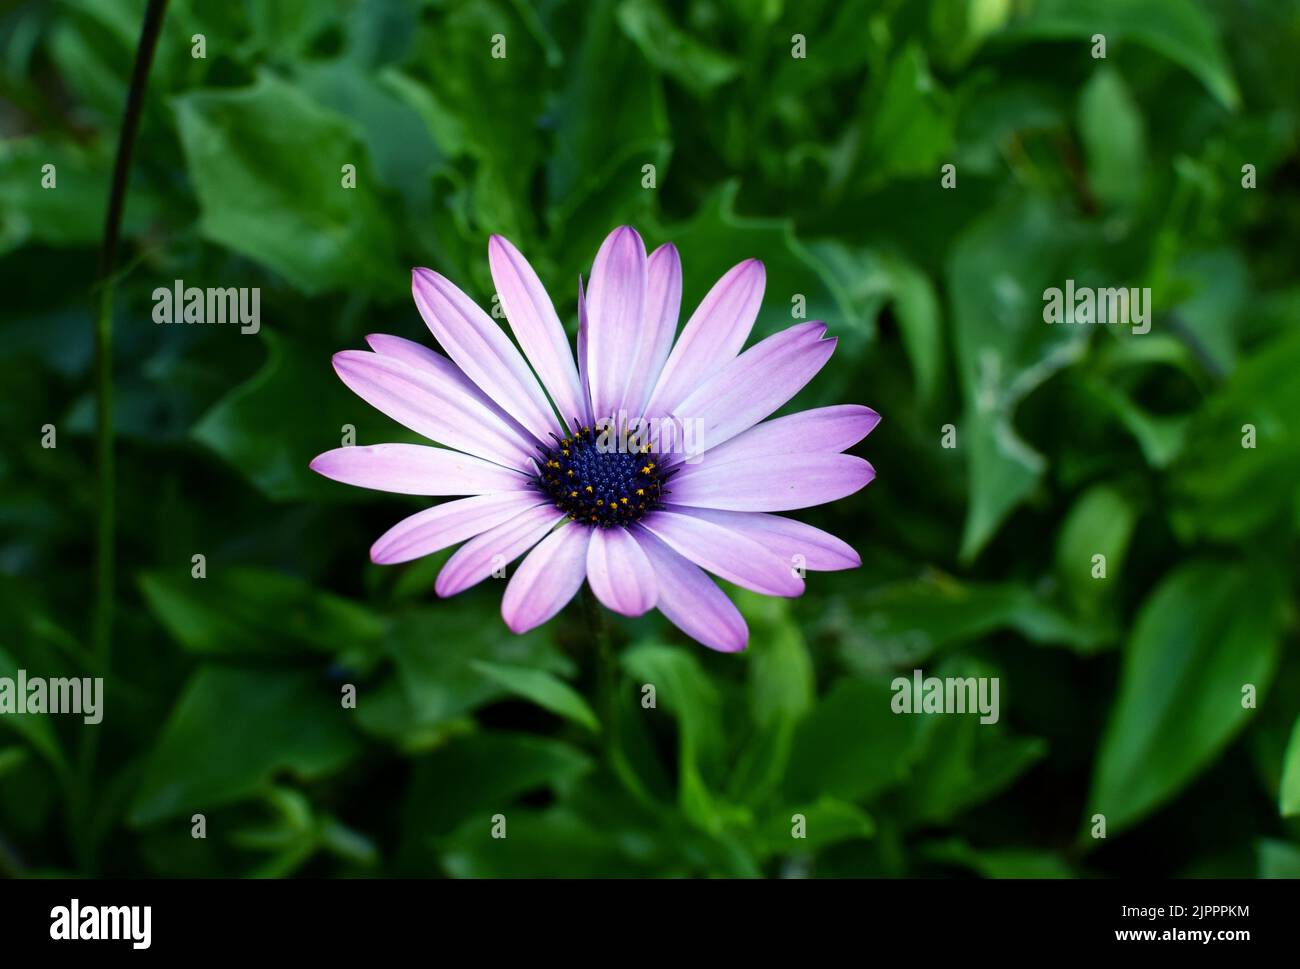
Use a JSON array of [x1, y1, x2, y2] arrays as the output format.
[[1, 0, 1299, 878]]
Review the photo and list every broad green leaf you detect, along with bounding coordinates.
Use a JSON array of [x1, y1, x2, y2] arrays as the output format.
[[1279, 716, 1300, 818], [924, 839, 1074, 878], [1170, 331, 1300, 541], [173, 71, 400, 295], [1004, 0, 1239, 109], [129, 666, 362, 826], [622, 642, 726, 830], [192, 331, 423, 502], [139, 567, 386, 668], [857, 45, 954, 185], [470, 660, 600, 732], [1091, 559, 1286, 835], [947, 193, 1092, 560], [0, 645, 66, 774], [615, 0, 741, 96], [1078, 65, 1146, 212], [357, 607, 572, 745], [1258, 839, 1300, 879], [404, 732, 594, 842], [759, 797, 875, 855], [1053, 484, 1138, 618], [784, 678, 920, 804]]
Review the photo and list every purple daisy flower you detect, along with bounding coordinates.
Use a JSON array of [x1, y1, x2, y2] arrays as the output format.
[[310, 227, 878, 652]]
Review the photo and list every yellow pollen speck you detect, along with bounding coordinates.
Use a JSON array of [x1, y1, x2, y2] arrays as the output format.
[[596, 499, 604, 506], [585, 485, 594, 493], [641, 463, 655, 474], [620, 497, 628, 504], [636, 488, 645, 496]]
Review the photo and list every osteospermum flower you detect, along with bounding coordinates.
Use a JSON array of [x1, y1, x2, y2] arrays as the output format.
[[310, 227, 878, 651]]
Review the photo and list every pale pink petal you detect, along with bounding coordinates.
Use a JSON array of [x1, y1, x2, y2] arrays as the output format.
[[634, 528, 748, 652], [621, 242, 682, 416], [411, 268, 560, 442], [333, 349, 535, 470], [586, 526, 657, 617], [687, 405, 880, 467], [664, 507, 860, 571], [576, 276, 592, 424], [585, 226, 647, 420], [640, 509, 803, 597], [435, 504, 564, 597], [667, 453, 875, 512], [370, 491, 549, 565], [310, 444, 529, 496], [644, 259, 765, 417], [501, 523, 592, 633], [488, 235, 587, 430], [671, 322, 835, 453]]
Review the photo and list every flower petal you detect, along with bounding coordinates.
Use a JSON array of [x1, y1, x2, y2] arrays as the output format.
[[488, 235, 587, 430], [310, 444, 529, 496], [363, 332, 445, 370], [435, 504, 563, 597], [640, 509, 803, 597], [671, 321, 835, 453], [644, 258, 765, 417], [667, 453, 875, 512], [585, 226, 647, 421], [688, 404, 880, 466], [621, 242, 682, 416], [664, 507, 860, 571], [333, 349, 535, 470], [411, 267, 560, 442], [501, 522, 592, 633], [634, 528, 748, 652], [370, 491, 548, 565], [586, 526, 657, 617], [576, 275, 593, 424]]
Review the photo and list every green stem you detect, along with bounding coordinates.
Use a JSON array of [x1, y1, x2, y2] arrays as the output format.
[[77, 0, 169, 874]]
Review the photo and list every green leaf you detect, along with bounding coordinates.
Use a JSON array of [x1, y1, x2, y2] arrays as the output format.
[[1279, 717, 1300, 818], [615, 0, 741, 96], [1005, 0, 1239, 109], [1054, 484, 1138, 618], [924, 838, 1074, 878], [129, 666, 362, 826], [621, 642, 726, 829], [192, 331, 422, 502], [404, 732, 594, 842], [845, 573, 1109, 663], [139, 567, 386, 668], [437, 806, 640, 877], [857, 44, 954, 185], [1091, 560, 1286, 835], [947, 193, 1092, 561], [0, 645, 67, 775], [1258, 839, 1300, 879], [470, 660, 599, 732], [1170, 331, 1300, 541], [760, 797, 875, 855], [173, 71, 400, 295], [357, 607, 572, 746], [784, 678, 920, 804], [1078, 65, 1146, 212]]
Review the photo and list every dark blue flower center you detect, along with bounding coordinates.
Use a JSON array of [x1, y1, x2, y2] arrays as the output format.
[[533, 424, 668, 528]]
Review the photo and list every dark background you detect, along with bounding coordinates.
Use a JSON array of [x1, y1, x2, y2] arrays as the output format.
[[1, 0, 1298, 877]]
